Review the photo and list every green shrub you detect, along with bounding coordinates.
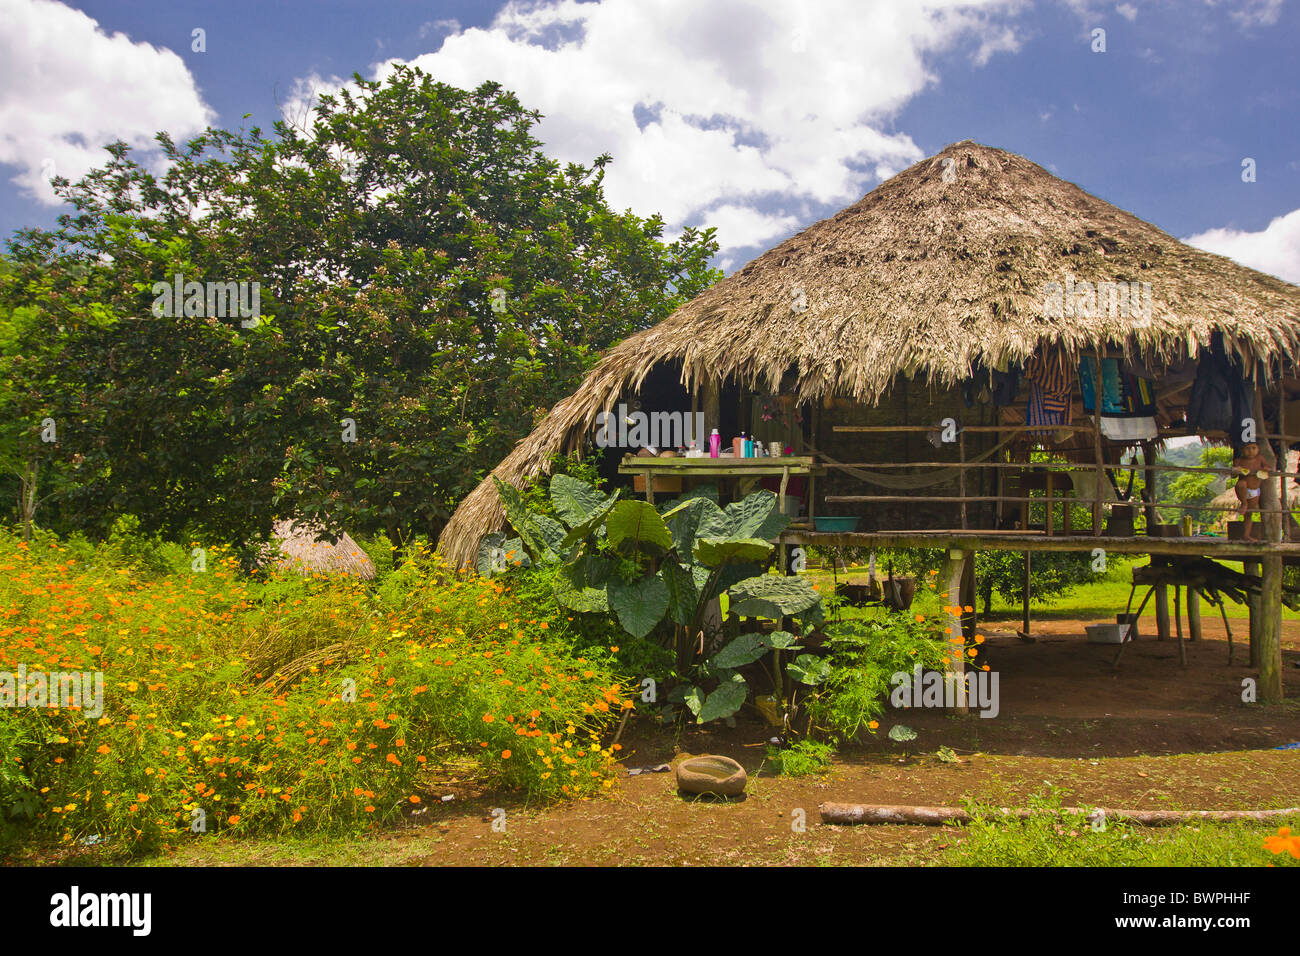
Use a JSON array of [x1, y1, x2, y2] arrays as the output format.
[[766, 739, 834, 777]]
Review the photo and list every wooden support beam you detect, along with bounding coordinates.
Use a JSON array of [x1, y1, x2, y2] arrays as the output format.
[[779, 530, 1300, 557], [1186, 587, 1202, 643], [1245, 557, 1261, 668], [1260, 553, 1284, 703], [1155, 584, 1170, 642], [1021, 551, 1031, 638], [1093, 349, 1105, 535], [942, 549, 969, 715]]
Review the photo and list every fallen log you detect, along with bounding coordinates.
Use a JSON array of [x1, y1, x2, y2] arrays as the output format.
[[819, 802, 1300, 827]]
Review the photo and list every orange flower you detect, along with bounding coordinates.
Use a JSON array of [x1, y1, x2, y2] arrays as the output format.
[[1264, 827, 1300, 858], [409, 795, 421, 804], [482, 713, 494, 723], [914, 614, 925, 622], [501, 750, 512, 759], [227, 815, 241, 825]]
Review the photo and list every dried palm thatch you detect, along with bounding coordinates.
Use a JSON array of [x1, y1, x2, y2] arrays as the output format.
[[439, 141, 1300, 568], [265, 518, 377, 580]]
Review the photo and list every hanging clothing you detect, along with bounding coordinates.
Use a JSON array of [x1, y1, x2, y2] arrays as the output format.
[[991, 366, 1020, 406], [1186, 332, 1253, 434], [1024, 350, 1073, 438]]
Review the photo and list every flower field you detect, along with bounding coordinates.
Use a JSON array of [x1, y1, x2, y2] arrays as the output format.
[[0, 531, 631, 856]]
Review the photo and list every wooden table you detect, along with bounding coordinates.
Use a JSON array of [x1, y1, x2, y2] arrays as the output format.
[[617, 455, 817, 522]]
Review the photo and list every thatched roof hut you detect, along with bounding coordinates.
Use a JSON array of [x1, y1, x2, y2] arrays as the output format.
[[266, 519, 377, 580], [439, 140, 1300, 568]]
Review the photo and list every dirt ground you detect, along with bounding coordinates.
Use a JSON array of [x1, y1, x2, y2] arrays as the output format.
[[149, 617, 1300, 867]]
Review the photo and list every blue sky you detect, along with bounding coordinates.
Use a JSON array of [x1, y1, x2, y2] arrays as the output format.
[[1, 0, 1297, 279]]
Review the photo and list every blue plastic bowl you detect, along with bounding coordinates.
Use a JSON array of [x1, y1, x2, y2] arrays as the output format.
[[814, 516, 861, 532]]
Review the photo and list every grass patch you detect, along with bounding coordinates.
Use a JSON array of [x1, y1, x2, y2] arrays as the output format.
[[940, 789, 1300, 866]]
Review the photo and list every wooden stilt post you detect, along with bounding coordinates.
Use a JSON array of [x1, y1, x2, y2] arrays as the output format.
[[1187, 587, 1202, 643], [1021, 550, 1031, 638], [944, 548, 969, 715], [961, 554, 977, 642], [1174, 585, 1186, 667], [1093, 349, 1106, 535], [1260, 554, 1283, 702], [1155, 584, 1170, 641], [1246, 559, 1261, 667]]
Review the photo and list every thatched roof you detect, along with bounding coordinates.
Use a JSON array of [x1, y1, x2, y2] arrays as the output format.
[[265, 519, 377, 580], [438, 141, 1300, 568], [1209, 450, 1300, 516]]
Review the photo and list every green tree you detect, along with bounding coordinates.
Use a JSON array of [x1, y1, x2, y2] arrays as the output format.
[[1160, 446, 1231, 528], [3, 66, 720, 552]]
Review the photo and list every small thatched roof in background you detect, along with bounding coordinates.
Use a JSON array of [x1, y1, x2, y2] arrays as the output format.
[[438, 141, 1300, 568], [1209, 450, 1300, 517], [265, 519, 376, 580]]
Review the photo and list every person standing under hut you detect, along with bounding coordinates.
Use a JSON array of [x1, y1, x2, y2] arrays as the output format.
[[1232, 441, 1269, 541]]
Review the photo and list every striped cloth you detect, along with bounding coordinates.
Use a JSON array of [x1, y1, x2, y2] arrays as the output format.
[[1024, 350, 1073, 440]]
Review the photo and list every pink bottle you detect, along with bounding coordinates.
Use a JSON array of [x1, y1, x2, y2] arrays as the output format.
[[709, 428, 721, 458]]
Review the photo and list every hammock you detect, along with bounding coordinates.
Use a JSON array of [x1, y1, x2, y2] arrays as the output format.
[[805, 433, 1021, 490]]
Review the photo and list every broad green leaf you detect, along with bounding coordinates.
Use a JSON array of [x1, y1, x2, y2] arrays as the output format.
[[693, 537, 773, 567], [712, 632, 768, 669], [724, 491, 790, 540], [534, 514, 568, 557], [559, 490, 621, 549], [664, 495, 729, 557], [698, 676, 748, 723], [606, 500, 673, 560], [476, 531, 506, 577], [681, 684, 704, 717], [888, 724, 918, 742], [787, 653, 831, 686], [491, 475, 548, 560], [549, 473, 608, 528], [728, 573, 822, 620], [553, 561, 609, 613], [758, 630, 802, 650], [659, 560, 699, 626], [606, 574, 669, 639]]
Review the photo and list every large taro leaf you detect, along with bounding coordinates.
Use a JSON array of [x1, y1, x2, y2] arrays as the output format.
[[664, 496, 729, 558], [534, 514, 568, 558], [724, 491, 791, 541], [476, 533, 532, 577], [659, 559, 700, 627], [698, 675, 748, 723], [559, 490, 621, 550], [728, 573, 823, 622], [758, 630, 802, 650], [606, 574, 670, 639], [693, 537, 774, 568], [553, 559, 610, 613], [787, 653, 831, 686], [476, 531, 506, 577], [549, 474, 609, 528], [491, 475, 549, 560], [678, 684, 704, 717], [711, 632, 769, 669], [606, 500, 673, 562]]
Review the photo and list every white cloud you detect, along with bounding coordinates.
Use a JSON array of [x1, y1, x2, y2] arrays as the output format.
[[1115, 2, 1138, 20], [292, 0, 1024, 255], [1185, 208, 1300, 284], [1225, 0, 1284, 27], [0, 0, 213, 204]]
